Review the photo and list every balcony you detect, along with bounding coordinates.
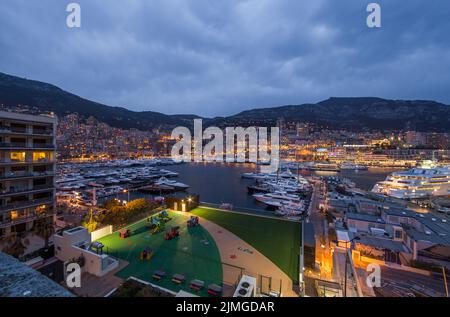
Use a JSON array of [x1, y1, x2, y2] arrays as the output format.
[[0, 171, 55, 180], [3, 197, 54, 212], [0, 215, 37, 229], [0, 185, 54, 197], [0, 159, 55, 165], [0, 142, 55, 149], [33, 158, 55, 164], [32, 129, 53, 136], [0, 212, 51, 229], [33, 143, 55, 149], [0, 126, 53, 136], [10, 127, 27, 133], [0, 142, 27, 148]]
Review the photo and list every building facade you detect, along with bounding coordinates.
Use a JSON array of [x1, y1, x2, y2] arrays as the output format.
[[0, 111, 57, 238]]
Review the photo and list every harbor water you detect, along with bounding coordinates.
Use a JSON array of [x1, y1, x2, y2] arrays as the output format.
[[108, 163, 395, 214]]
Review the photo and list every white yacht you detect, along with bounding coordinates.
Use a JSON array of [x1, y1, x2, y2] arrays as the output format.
[[155, 177, 190, 190], [253, 191, 302, 204], [275, 201, 305, 216], [264, 178, 310, 193], [372, 163, 450, 199], [340, 162, 368, 170]]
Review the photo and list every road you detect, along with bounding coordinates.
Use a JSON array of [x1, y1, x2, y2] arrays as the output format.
[[306, 179, 333, 280]]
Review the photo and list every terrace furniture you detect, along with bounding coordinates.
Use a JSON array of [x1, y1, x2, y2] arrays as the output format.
[[207, 284, 223, 296], [160, 210, 172, 222], [189, 279, 205, 292], [164, 227, 180, 240], [119, 229, 131, 239], [152, 270, 166, 281], [172, 274, 185, 284], [140, 248, 154, 260], [187, 216, 199, 227]]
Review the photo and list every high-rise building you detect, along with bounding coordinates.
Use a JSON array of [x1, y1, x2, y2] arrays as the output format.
[[0, 111, 57, 239]]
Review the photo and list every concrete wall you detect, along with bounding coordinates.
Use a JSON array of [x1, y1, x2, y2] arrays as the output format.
[[91, 225, 113, 241], [54, 227, 118, 277]]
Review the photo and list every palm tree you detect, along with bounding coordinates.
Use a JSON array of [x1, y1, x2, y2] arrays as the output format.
[[33, 219, 54, 249], [3, 232, 29, 259]]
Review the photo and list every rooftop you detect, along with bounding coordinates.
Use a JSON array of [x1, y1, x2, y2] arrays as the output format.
[[346, 212, 385, 224], [404, 226, 450, 246], [0, 252, 73, 297], [0, 110, 57, 124], [356, 236, 410, 253]]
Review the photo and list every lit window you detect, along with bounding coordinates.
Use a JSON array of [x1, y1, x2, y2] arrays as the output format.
[[33, 152, 47, 162], [10, 152, 26, 162], [11, 210, 19, 220]]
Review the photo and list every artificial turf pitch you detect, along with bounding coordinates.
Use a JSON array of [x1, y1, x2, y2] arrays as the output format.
[[191, 207, 301, 283], [96, 210, 223, 295]]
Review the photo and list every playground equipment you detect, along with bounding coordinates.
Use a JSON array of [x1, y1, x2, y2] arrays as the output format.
[[151, 221, 164, 235], [160, 210, 172, 223], [146, 217, 165, 235], [140, 247, 154, 260], [119, 229, 131, 239], [164, 226, 180, 240], [187, 216, 199, 227]]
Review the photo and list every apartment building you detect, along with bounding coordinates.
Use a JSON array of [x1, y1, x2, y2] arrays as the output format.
[[0, 111, 57, 238]]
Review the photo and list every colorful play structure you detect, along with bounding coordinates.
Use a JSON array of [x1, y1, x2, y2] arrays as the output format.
[[119, 229, 131, 239], [159, 210, 172, 222], [187, 216, 199, 227], [140, 247, 154, 261], [146, 216, 165, 235], [164, 226, 180, 240]]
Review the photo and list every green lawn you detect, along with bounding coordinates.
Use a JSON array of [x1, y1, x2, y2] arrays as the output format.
[[191, 207, 301, 283], [96, 211, 223, 295]]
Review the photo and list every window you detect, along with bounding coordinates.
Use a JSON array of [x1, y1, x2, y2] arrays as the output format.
[[10, 152, 26, 162], [33, 178, 47, 186], [11, 210, 19, 220], [33, 152, 47, 162]]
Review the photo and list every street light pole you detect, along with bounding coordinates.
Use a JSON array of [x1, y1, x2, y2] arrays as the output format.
[[299, 218, 305, 296], [344, 245, 348, 297], [343, 236, 360, 297]]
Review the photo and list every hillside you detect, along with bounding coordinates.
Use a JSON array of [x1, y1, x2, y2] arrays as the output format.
[[1, 72, 449, 132]]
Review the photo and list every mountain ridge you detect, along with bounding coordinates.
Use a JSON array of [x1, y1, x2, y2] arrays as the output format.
[[0, 72, 449, 132]]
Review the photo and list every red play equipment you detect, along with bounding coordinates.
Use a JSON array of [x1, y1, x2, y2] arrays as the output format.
[[119, 229, 131, 239], [164, 226, 180, 240], [187, 216, 199, 227], [140, 247, 154, 260]]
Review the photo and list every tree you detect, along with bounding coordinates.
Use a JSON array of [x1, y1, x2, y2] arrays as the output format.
[[3, 232, 29, 259], [82, 209, 98, 232], [33, 219, 54, 248]]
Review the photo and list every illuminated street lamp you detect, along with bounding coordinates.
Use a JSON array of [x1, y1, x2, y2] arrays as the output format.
[[123, 188, 130, 201], [343, 236, 361, 297]]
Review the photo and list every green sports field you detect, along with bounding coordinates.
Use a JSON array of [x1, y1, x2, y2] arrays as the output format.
[[191, 207, 301, 283], [96, 210, 223, 295]]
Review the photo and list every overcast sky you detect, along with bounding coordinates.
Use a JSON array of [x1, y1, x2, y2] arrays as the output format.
[[0, 0, 449, 117]]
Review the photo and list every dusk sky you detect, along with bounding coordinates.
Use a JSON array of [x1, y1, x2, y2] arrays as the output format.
[[0, 0, 449, 117]]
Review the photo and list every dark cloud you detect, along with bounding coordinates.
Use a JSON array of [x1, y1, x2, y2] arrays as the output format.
[[0, 0, 449, 117]]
